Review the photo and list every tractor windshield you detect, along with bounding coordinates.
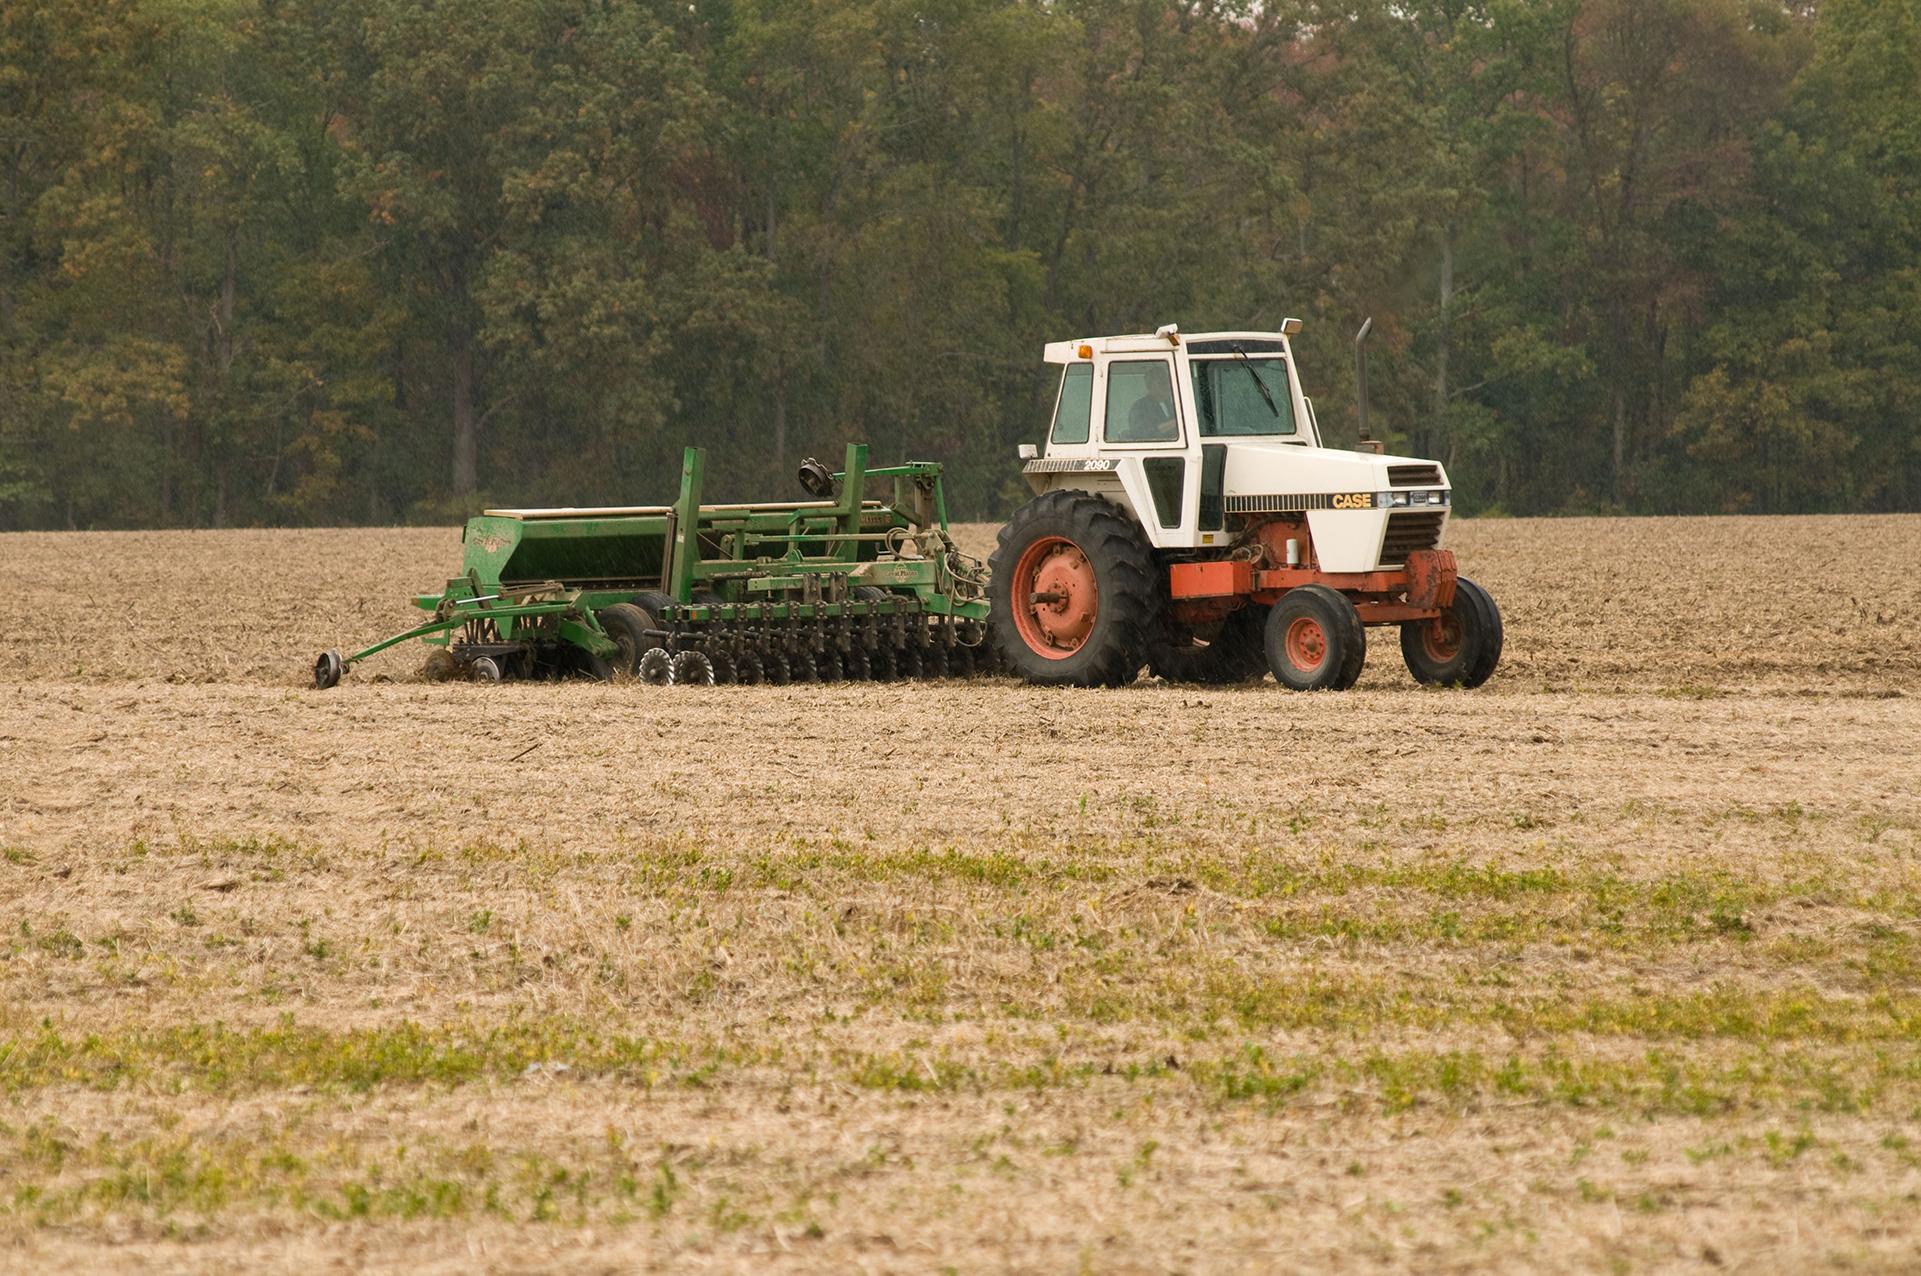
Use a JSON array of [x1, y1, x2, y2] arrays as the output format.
[[1190, 357, 1297, 437]]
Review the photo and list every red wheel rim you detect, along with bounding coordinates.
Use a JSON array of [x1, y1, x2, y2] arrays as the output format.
[[1421, 613, 1463, 663], [1010, 535, 1098, 659], [1283, 615, 1328, 672]]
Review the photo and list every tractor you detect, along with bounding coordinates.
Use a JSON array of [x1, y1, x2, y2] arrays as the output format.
[[988, 321, 1502, 690]]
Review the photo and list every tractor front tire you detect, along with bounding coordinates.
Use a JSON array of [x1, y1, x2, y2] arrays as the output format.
[[989, 491, 1156, 687], [1400, 576, 1503, 688], [1265, 586, 1366, 691]]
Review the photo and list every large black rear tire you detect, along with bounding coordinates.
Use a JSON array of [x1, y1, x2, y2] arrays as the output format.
[[1150, 604, 1269, 685], [989, 490, 1156, 687], [1400, 576, 1503, 688]]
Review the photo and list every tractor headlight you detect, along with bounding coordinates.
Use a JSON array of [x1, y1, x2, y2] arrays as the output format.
[[1382, 490, 1411, 507]]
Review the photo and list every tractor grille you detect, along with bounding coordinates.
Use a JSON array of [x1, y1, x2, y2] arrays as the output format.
[[1388, 464, 1442, 487], [1379, 511, 1446, 566], [1225, 492, 1359, 513]]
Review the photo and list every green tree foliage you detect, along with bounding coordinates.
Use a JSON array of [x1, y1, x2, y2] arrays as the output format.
[[0, 0, 1914, 527]]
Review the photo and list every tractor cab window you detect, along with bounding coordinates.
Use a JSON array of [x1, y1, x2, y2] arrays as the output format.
[[1050, 363, 1093, 445], [1191, 357, 1296, 437], [1104, 359, 1180, 444]]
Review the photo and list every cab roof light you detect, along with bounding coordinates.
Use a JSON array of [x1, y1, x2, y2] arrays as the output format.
[[1077, 343, 1093, 359], [1280, 317, 1303, 335], [1155, 323, 1180, 345]]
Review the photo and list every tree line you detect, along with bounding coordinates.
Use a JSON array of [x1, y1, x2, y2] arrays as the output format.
[[2, 0, 1916, 529]]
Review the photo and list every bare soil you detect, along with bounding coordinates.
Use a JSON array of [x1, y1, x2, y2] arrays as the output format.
[[3, 514, 1920, 1273]]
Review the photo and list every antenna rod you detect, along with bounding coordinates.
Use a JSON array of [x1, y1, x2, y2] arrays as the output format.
[[1353, 317, 1374, 443]]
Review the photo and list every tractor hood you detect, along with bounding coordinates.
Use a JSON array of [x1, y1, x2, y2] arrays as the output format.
[[1217, 443, 1452, 572], [1219, 443, 1449, 500]]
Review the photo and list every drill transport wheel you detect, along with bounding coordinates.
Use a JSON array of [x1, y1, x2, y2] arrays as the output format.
[[595, 603, 652, 677], [420, 648, 459, 682], [313, 650, 344, 690], [470, 655, 504, 683]]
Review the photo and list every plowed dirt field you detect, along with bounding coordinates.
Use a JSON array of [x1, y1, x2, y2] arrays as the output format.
[[3, 514, 1920, 1274]]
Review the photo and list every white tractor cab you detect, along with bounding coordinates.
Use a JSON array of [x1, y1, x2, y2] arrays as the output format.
[[987, 321, 1502, 690]]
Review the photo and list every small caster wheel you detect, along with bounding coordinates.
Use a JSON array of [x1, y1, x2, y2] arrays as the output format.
[[313, 649, 345, 690], [638, 647, 674, 685], [670, 650, 715, 686], [471, 656, 504, 682]]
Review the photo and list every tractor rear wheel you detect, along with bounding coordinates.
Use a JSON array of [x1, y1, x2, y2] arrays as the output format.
[[1151, 605, 1269, 685], [989, 490, 1156, 687], [1400, 576, 1503, 688], [1265, 586, 1366, 691]]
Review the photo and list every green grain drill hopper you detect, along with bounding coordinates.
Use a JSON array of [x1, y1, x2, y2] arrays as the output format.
[[312, 443, 992, 687]]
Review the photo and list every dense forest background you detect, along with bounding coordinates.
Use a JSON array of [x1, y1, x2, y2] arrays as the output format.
[[1, 0, 1916, 527]]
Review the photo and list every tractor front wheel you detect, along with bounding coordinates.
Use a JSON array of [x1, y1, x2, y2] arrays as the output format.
[[1264, 586, 1366, 691], [1400, 576, 1503, 688], [989, 491, 1156, 687]]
